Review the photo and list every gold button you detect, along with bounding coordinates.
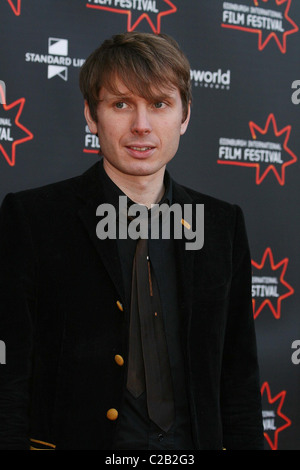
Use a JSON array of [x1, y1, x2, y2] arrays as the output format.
[[116, 300, 123, 311], [106, 408, 118, 421], [181, 218, 191, 230], [114, 355, 124, 366]]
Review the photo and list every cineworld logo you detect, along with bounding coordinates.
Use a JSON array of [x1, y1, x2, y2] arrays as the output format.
[[261, 382, 291, 450], [218, 114, 297, 185], [221, 0, 298, 54], [190, 68, 231, 90], [25, 38, 85, 81], [251, 247, 294, 320], [85, 0, 177, 34]]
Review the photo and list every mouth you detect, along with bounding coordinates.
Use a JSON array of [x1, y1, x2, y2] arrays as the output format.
[[125, 145, 156, 158], [129, 146, 153, 151]]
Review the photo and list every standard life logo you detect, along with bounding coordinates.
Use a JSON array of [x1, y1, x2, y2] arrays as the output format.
[[25, 38, 85, 81]]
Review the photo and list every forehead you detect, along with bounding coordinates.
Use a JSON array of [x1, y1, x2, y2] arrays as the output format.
[[99, 75, 181, 102]]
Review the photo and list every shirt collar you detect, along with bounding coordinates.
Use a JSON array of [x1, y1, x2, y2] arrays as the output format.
[[98, 159, 173, 212]]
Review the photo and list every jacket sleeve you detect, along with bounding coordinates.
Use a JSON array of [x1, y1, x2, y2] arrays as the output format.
[[0, 193, 37, 449], [220, 205, 264, 450]]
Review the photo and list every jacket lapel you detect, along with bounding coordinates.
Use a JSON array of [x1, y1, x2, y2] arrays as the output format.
[[172, 181, 196, 322], [76, 162, 125, 304]]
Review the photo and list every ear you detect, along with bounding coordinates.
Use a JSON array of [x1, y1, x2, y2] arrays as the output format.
[[84, 100, 98, 134], [180, 102, 191, 136]]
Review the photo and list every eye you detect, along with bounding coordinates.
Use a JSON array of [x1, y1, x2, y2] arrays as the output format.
[[115, 101, 127, 109], [154, 102, 166, 109]]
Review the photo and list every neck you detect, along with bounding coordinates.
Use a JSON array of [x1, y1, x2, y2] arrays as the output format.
[[103, 160, 165, 208]]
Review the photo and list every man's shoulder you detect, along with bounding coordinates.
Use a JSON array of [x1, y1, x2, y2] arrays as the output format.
[[2, 163, 100, 211], [173, 179, 239, 215], [173, 181, 248, 249]]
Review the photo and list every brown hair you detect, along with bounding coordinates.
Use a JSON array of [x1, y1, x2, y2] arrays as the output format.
[[79, 32, 192, 122]]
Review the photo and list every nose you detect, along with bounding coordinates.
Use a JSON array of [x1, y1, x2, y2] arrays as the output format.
[[131, 106, 152, 135]]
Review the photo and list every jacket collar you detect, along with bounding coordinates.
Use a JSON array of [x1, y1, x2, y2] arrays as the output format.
[[77, 161, 195, 315]]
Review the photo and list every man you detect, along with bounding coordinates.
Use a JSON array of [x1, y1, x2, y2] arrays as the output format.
[[0, 32, 264, 450]]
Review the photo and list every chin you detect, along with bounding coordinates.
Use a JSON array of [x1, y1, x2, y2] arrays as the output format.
[[121, 160, 163, 176]]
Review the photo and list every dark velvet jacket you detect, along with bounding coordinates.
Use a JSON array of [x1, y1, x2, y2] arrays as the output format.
[[0, 161, 264, 450]]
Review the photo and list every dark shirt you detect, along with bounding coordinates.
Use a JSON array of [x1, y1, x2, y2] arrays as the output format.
[[99, 162, 194, 450]]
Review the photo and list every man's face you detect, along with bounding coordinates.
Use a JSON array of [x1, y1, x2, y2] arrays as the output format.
[[85, 77, 190, 179]]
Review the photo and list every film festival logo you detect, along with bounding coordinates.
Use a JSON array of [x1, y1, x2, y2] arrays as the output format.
[[251, 247, 294, 320], [218, 113, 297, 185], [0, 81, 33, 166], [25, 38, 85, 81], [261, 382, 291, 450], [84, 125, 100, 154], [4, 0, 21, 16], [85, 0, 177, 33], [221, 0, 298, 53]]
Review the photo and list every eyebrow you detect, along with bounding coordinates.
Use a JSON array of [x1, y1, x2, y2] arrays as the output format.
[[99, 90, 177, 103]]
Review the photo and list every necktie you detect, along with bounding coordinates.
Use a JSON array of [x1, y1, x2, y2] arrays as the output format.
[[126, 237, 175, 433]]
